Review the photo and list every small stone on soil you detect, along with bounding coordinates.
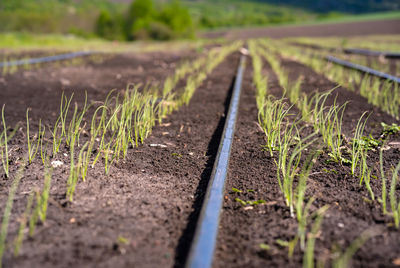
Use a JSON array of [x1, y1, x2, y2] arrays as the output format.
[[51, 160, 64, 168], [239, 47, 249, 55], [150, 144, 167, 148], [60, 78, 71, 86], [388, 142, 400, 149]]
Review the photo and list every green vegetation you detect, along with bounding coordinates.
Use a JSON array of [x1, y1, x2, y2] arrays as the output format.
[[259, 0, 398, 14], [0, 0, 120, 36], [350, 113, 369, 176], [27, 165, 53, 237], [0, 32, 211, 53], [332, 230, 376, 268], [0, 163, 26, 268], [186, 0, 318, 30], [96, 0, 194, 41], [26, 109, 45, 164], [0, 0, 122, 37], [303, 205, 329, 268], [13, 192, 34, 256], [258, 95, 293, 156], [188, 0, 399, 30], [380, 151, 400, 228], [0, 0, 194, 41], [234, 198, 266, 206], [1, 0, 398, 42], [0, 106, 9, 178], [382, 122, 400, 137], [275, 127, 317, 217], [288, 34, 400, 52]]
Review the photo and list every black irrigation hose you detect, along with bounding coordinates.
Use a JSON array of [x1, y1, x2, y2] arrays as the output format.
[[325, 55, 400, 84], [343, 48, 400, 59], [0, 51, 95, 68], [185, 54, 246, 268]]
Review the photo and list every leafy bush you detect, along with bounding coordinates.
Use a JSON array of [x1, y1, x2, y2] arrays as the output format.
[[95, 10, 125, 41], [96, 0, 195, 41], [129, 0, 194, 41], [158, 0, 194, 38], [0, 10, 59, 33], [148, 21, 175, 40], [0, 0, 126, 35], [125, 0, 156, 39]]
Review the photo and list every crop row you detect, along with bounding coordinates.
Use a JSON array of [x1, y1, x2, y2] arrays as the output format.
[[248, 39, 400, 267], [287, 35, 400, 54], [288, 39, 400, 77], [0, 41, 242, 267], [263, 39, 400, 119]]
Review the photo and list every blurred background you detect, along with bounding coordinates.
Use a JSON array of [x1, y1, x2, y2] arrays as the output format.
[[0, 0, 399, 42]]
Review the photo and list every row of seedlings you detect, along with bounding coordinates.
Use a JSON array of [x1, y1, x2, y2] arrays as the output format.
[[289, 38, 399, 77], [255, 39, 400, 227], [247, 40, 400, 267], [263, 39, 400, 119]]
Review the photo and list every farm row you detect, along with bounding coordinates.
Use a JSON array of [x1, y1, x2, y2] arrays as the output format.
[[0, 42, 243, 267], [216, 39, 400, 267]]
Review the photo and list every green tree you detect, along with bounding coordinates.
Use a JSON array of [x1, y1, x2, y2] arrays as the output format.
[[158, 0, 194, 38], [96, 10, 124, 40], [126, 0, 155, 40], [128, 0, 154, 21], [0, 0, 26, 10]]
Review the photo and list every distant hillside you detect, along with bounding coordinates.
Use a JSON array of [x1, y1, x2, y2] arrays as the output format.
[[180, 0, 400, 29], [181, 0, 321, 29], [1, 0, 398, 37], [253, 0, 400, 14]]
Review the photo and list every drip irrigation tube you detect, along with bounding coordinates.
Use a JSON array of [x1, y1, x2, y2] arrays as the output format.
[[185, 54, 246, 268], [325, 55, 400, 84], [0, 51, 95, 68], [343, 48, 400, 59]]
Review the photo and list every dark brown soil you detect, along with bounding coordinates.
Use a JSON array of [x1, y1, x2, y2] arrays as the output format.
[[203, 19, 400, 40], [214, 52, 400, 267], [0, 50, 240, 267]]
